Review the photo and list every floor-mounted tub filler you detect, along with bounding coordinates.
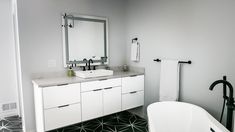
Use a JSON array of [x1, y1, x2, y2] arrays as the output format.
[[147, 101, 229, 132]]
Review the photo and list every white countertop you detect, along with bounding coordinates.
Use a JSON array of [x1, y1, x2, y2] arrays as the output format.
[[32, 70, 144, 88]]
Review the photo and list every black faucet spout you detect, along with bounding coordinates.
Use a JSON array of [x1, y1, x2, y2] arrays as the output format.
[[88, 59, 93, 70], [209, 80, 233, 99]]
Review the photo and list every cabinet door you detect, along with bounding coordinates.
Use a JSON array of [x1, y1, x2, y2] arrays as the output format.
[[122, 75, 144, 94], [103, 87, 121, 116], [81, 90, 103, 121]]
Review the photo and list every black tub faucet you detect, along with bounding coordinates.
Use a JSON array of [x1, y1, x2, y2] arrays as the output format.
[[88, 59, 93, 70], [209, 76, 235, 131]]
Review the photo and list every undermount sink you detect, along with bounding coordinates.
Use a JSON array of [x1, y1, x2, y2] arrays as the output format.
[[75, 69, 114, 78]]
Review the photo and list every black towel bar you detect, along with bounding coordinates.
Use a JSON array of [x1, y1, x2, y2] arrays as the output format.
[[153, 58, 191, 64]]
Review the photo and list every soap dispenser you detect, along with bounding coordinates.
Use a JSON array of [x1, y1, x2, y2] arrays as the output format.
[[67, 65, 75, 77]]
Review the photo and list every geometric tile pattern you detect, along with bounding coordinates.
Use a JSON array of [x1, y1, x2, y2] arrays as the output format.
[[48, 111, 148, 132], [0, 116, 22, 132]]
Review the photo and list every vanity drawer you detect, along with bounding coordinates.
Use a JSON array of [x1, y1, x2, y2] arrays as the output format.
[[122, 91, 144, 110], [43, 83, 80, 109], [81, 78, 121, 92], [44, 103, 81, 131], [122, 75, 144, 94]]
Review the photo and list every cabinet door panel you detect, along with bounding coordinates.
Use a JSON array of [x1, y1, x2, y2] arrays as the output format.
[[81, 90, 103, 121], [44, 103, 81, 131], [122, 75, 144, 94], [103, 87, 121, 115]]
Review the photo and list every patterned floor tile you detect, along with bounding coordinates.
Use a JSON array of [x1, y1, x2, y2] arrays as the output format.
[[48, 111, 148, 132], [0, 116, 22, 132]]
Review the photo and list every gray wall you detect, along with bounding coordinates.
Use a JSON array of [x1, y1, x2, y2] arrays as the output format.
[[0, 0, 19, 116], [16, 0, 127, 131], [17, 0, 235, 131], [126, 0, 235, 122]]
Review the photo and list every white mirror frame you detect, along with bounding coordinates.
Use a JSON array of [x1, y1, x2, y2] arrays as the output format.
[[62, 13, 109, 67]]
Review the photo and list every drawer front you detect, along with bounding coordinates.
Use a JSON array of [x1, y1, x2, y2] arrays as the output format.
[[81, 78, 121, 92], [44, 103, 81, 131], [43, 83, 80, 109], [122, 75, 144, 94], [122, 91, 144, 110]]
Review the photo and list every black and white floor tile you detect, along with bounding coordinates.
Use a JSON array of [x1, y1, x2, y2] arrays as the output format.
[[49, 111, 148, 132], [0, 116, 22, 132]]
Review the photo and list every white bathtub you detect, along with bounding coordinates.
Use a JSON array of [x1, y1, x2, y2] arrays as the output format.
[[147, 101, 229, 132]]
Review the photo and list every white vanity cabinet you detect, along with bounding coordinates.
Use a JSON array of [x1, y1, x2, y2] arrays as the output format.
[[33, 83, 81, 132], [43, 83, 81, 131], [121, 75, 144, 110], [81, 78, 121, 121], [33, 74, 144, 132]]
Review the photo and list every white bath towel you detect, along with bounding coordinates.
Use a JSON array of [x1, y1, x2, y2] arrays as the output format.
[[131, 42, 140, 62], [159, 60, 180, 101]]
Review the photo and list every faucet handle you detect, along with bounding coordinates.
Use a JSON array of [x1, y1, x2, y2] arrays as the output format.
[[83, 58, 88, 66], [82, 66, 86, 71], [93, 66, 96, 70]]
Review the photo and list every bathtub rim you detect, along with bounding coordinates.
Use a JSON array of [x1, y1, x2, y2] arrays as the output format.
[[147, 101, 229, 132]]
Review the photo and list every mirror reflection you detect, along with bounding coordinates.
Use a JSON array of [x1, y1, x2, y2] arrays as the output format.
[[62, 14, 108, 66]]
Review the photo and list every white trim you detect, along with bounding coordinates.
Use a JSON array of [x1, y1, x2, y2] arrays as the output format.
[[11, 0, 26, 131], [61, 15, 67, 67]]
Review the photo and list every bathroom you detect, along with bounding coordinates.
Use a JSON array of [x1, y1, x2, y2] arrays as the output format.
[[1, 0, 235, 131]]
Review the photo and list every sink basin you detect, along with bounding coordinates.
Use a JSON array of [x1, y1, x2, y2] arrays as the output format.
[[75, 69, 114, 78]]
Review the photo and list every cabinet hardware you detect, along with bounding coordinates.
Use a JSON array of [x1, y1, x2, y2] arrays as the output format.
[[57, 83, 69, 86], [93, 89, 102, 91], [130, 91, 137, 94], [104, 87, 112, 90], [58, 104, 69, 108], [129, 75, 137, 77], [99, 79, 108, 81]]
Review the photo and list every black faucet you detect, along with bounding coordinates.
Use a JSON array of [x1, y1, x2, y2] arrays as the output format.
[[209, 76, 235, 131], [88, 59, 93, 70], [82, 58, 88, 71]]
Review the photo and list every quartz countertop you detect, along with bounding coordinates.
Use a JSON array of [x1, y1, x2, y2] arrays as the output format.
[[32, 70, 144, 88]]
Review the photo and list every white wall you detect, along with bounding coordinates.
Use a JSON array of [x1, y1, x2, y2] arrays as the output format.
[[17, 0, 235, 130], [0, 0, 19, 116], [16, 0, 127, 131], [126, 0, 235, 122]]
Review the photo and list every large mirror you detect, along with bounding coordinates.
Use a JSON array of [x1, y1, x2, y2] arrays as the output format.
[[62, 14, 108, 67]]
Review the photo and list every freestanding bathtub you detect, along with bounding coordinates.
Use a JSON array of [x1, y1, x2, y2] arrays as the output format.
[[147, 101, 229, 132]]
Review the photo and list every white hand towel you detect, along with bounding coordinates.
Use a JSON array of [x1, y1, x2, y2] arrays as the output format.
[[159, 60, 180, 101], [131, 42, 140, 62]]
